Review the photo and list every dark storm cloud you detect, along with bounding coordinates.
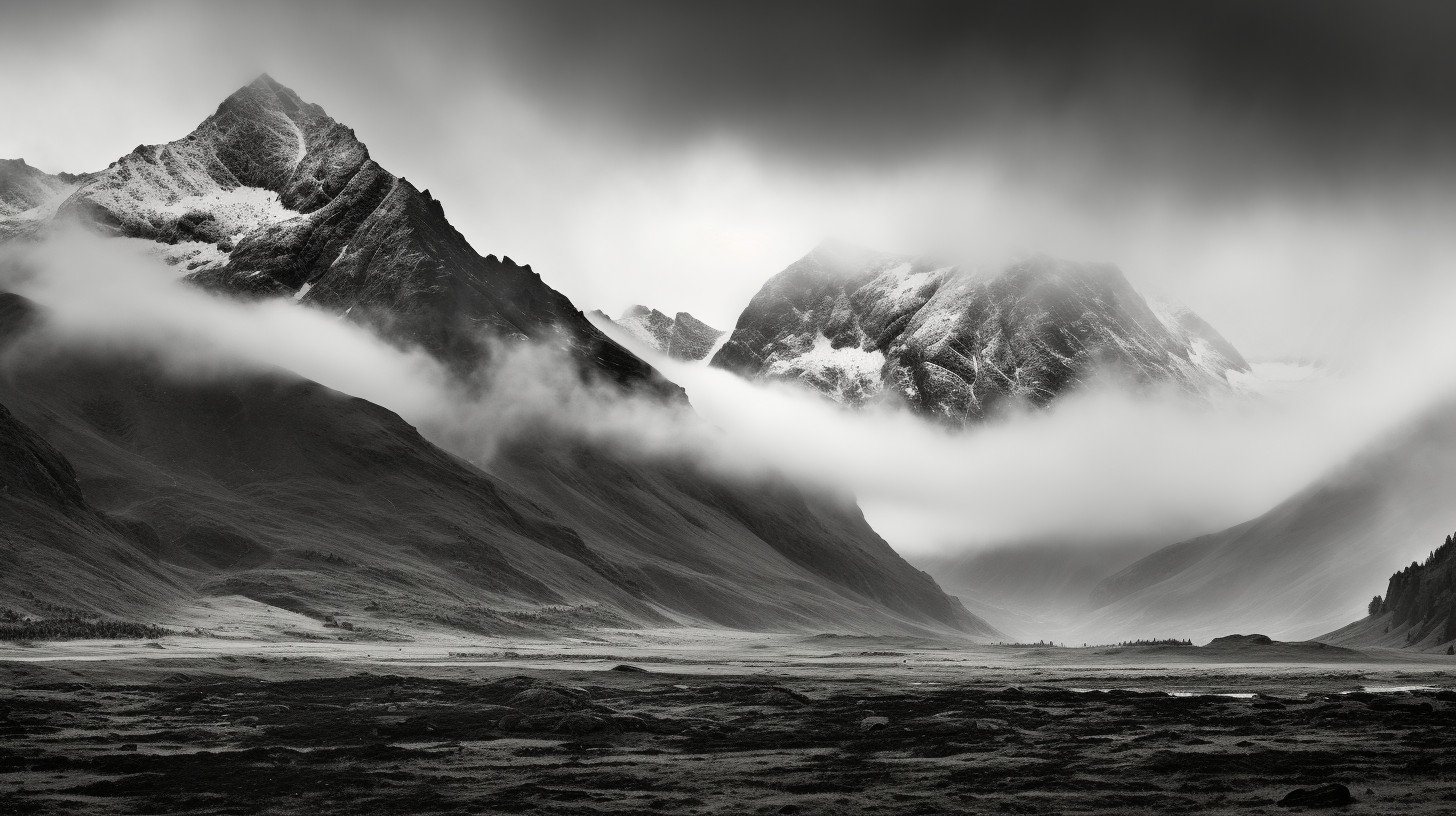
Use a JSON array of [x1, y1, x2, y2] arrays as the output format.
[[468, 0, 1456, 194]]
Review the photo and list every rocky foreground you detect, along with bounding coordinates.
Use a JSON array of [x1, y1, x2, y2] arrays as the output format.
[[3, 647, 1455, 815]]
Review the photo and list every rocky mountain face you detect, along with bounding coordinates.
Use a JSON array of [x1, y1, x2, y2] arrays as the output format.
[[594, 305, 724, 361], [1082, 400, 1456, 643], [0, 79, 991, 638], [711, 240, 1249, 423], [2, 75, 655, 388]]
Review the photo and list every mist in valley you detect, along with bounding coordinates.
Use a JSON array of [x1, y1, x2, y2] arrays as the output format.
[[10, 221, 1456, 643]]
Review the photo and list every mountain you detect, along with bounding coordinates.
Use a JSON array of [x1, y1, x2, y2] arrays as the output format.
[[2, 75, 653, 388], [590, 305, 725, 361], [0, 296, 185, 619], [0, 78, 993, 639], [1081, 400, 1456, 642], [0, 392, 188, 621], [1320, 532, 1456, 652], [0, 293, 990, 637], [0, 159, 85, 239], [711, 240, 1249, 423]]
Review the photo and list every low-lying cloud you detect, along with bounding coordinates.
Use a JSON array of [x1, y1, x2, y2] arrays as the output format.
[[0, 231, 766, 487], [7, 230, 1456, 567], [608, 295, 1456, 557]]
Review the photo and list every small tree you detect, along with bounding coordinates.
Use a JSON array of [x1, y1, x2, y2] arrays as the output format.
[[1369, 595, 1384, 616], [1447, 644, 1454, 656]]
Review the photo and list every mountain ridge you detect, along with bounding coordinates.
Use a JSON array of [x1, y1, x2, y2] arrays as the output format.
[[591, 305, 725, 361], [0, 78, 994, 639], [3, 76, 663, 392], [711, 240, 1249, 423], [0, 292, 990, 637]]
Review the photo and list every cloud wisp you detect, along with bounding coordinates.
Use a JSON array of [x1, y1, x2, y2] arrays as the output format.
[[8, 231, 1456, 565]]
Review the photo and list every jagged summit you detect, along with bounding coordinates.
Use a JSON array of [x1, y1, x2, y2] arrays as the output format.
[[246, 72, 293, 95], [4, 76, 662, 389], [224, 73, 309, 112], [592, 305, 725, 362], [712, 241, 1249, 422]]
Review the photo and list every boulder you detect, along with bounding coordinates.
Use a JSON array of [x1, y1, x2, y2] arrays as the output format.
[[1277, 783, 1354, 808]]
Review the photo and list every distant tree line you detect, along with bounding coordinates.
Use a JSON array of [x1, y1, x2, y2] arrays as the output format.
[[1368, 532, 1456, 646], [994, 638, 1195, 648], [0, 604, 170, 642]]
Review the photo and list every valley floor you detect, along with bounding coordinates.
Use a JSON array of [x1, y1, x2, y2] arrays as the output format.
[[2, 632, 1455, 815]]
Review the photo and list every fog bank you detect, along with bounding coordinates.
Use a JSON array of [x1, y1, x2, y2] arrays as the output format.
[[8, 232, 1456, 565]]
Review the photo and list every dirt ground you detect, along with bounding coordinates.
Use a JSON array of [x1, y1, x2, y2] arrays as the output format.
[[2, 633, 1455, 814]]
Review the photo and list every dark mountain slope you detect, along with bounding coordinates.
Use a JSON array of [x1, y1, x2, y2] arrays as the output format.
[[0, 357, 185, 619], [712, 240, 1248, 423], [492, 443, 980, 632], [0, 297, 990, 637], [0, 78, 990, 638], [1322, 532, 1456, 652], [1082, 400, 1456, 642]]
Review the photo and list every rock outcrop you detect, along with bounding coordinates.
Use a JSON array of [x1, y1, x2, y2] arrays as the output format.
[[603, 305, 724, 361]]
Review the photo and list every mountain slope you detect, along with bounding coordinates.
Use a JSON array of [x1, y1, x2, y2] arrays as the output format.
[[0, 159, 83, 239], [915, 538, 1168, 643], [1082, 401, 1456, 642], [0, 297, 989, 637], [593, 306, 724, 361], [0, 78, 994, 639], [0, 159, 82, 218], [1321, 532, 1456, 652], [12, 76, 654, 388], [711, 240, 1248, 423], [0, 330, 186, 620]]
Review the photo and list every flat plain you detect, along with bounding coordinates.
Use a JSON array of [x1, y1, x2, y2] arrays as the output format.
[[2, 631, 1454, 815]]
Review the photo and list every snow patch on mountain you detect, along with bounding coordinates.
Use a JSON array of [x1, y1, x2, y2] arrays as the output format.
[[138, 187, 298, 241], [766, 333, 887, 405], [270, 108, 308, 169], [112, 237, 230, 273]]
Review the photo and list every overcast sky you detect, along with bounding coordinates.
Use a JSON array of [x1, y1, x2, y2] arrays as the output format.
[[5, 0, 1456, 358]]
